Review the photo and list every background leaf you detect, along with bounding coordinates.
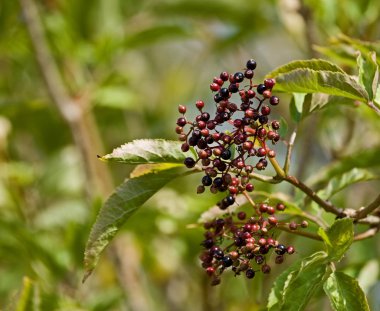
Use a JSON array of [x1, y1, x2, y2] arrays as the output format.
[[318, 218, 354, 262], [317, 168, 378, 200], [357, 51, 379, 101], [16, 277, 39, 311], [83, 167, 188, 281], [99, 139, 193, 164], [324, 271, 370, 311], [268, 251, 329, 311]]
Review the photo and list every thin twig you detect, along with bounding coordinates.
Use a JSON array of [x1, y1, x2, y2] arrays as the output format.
[[284, 175, 343, 216], [284, 127, 297, 175], [355, 194, 380, 220], [277, 225, 323, 241], [354, 226, 380, 241]]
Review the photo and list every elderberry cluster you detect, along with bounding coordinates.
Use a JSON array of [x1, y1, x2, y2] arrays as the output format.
[[176, 59, 281, 208], [199, 203, 308, 285]]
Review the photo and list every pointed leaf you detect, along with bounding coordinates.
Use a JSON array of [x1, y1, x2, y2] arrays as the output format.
[[99, 139, 193, 164], [324, 272, 370, 311], [83, 167, 189, 281], [318, 218, 354, 262], [289, 93, 306, 122], [268, 251, 329, 311], [267, 59, 346, 77], [271, 68, 368, 102], [357, 51, 379, 101], [317, 168, 378, 200]]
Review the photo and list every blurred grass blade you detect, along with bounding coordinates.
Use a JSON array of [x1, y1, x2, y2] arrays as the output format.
[[318, 218, 354, 262], [83, 167, 190, 282], [324, 272, 370, 311], [16, 277, 39, 311], [99, 139, 193, 164]]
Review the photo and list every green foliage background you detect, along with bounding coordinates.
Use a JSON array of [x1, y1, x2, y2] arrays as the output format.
[[0, 0, 379, 310]]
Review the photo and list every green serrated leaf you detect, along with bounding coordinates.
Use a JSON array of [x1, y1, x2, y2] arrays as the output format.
[[324, 272, 370, 311], [272, 68, 368, 102], [318, 218, 354, 262], [317, 168, 378, 200], [267, 59, 346, 77], [289, 93, 305, 123], [100, 139, 193, 164], [310, 93, 354, 113], [16, 277, 39, 311], [83, 167, 189, 282], [357, 51, 379, 101], [268, 251, 329, 311]]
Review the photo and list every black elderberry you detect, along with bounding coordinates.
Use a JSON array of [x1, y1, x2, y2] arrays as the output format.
[[221, 149, 232, 160], [228, 83, 239, 93], [225, 195, 235, 205], [246, 268, 255, 279], [219, 88, 230, 99], [214, 93, 223, 103], [244, 69, 254, 79], [221, 256, 233, 267], [202, 239, 214, 249], [257, 84, 267, 94], [213, 249, 224, 260], [246, 59, 257, 70], [184, 157, 196, 168], [275, 244, 287, 255], [269, 96, 279, 106], [202, 175, 212, 186], [255, 255, 264, 265], [234, 72, 245, 83]]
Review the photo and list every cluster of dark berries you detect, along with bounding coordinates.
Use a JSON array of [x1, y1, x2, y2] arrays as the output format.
[[199, 203, 307, 285], [176, 59, 281, 207]]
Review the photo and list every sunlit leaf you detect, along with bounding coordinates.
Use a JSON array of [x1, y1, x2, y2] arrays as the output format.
[[83, 167, 189, 281], [357, 51, 379, 101], [270, 68, 368, 102], [268, 251, 329, 311], [324, 272, 370, 311], [99, 139, 194, 164], [318, 218, 353, 262]]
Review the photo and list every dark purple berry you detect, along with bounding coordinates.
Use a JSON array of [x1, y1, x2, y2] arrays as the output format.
[[262, 264, 271, 274], [275, 255, 284, 264], [234, 72, 245, 83], [202, 175, 212, 186], [221, 256, 233, 267], [269, 96, 279, 106], [245, 268, 255, 279], [184, 157, 196, 168], [246, 59, 257, 70], [220, 71, 229, 81], [244, 69, 254, 79], [219, 88, 230, 99], [221, 149, 231, 160], [255, 255, 264, 265], [228, 83, 239, 93], [176, 117, 187, 127], [213, 249, 224, 260], [257, 84, 267, 94], [275, 244, 287, 255]]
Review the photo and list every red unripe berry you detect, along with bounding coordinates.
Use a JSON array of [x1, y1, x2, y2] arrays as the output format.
[[271, 120, 280, 130], [197, 121, 206, 129], [267, 130, 276, 140], [213, 77, 224, 86], [257, 128, 267, 138], [233, 119, 243, 128], [259, 203, 268, 213], [229, 186, 238, 194], [262, 90, 272, 98], [267, 206, 275, 215], [181, 143, 190, 152], [268, 150, 276, 158], [178, 105, 187, 114], [229, 251, 239, 260], [206, 267, 215, 276], [176, 117, 187, 127], [220, 71, 229, 81], [210, 83, 220, 92], [201, 129, 209, 137], [257, 148, 267, 157], [301, 220, 309, 228], [244, 69, 254, 79], [243, 141, 253, 150], [269, 96, 280, 106], [245, 165, 253, 173], [258, 238, 267, 246], [245, 183, 254, 192], [196, 100, 205, 109], [264, 78, 276, 89], [247, 89, 256, 98], [268, 216, 278, 225], [251, 224, 260, 232], [289, 222, 298, 230], [237, 211, 246, 220], [261, 105, 271, 115], [262, 264, 271, 274], [287, 246, 295, 254], [175, 126, 183, 134], [276, 203, 286, 211]]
